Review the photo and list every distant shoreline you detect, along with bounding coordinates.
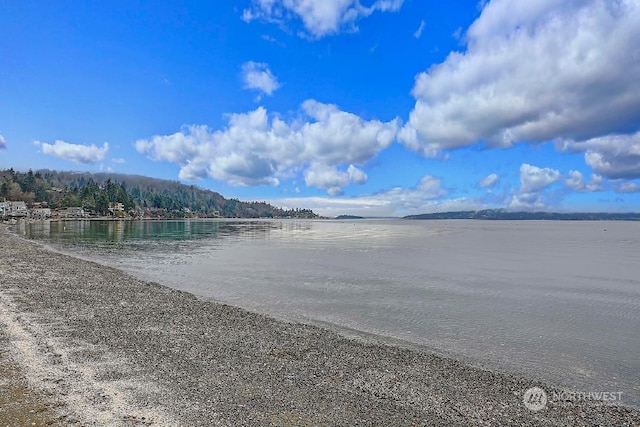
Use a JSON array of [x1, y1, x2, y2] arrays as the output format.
[[403, 209, 640, 221], [5, 212, 640, 224]]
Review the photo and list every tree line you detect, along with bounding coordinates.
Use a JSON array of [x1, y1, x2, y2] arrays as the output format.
[[0, 168, 319, 218]]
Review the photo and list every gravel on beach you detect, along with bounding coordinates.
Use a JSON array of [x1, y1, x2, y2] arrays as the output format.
[[0, 226, 638, 426]]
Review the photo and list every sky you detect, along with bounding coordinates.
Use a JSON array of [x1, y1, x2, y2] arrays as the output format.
[[1, 0, 640, 217]]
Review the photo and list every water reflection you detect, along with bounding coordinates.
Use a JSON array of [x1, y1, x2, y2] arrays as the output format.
[[19, 219, 51, 237], [18, 219, 284, 247]]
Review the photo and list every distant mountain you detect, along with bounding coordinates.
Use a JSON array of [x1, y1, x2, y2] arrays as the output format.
[[334, 215, 365, 219], [404, 209, 640, 221], [0, 168, 319, 219]]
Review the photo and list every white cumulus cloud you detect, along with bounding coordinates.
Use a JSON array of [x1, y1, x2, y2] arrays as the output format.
[[400, 0, 640, 156], [367, 175, 447, 213], [0, 134, 6, 150], [616, 181, 640, 194], [242, 61, 280, 96], [558, 132, 640, 180], [38, 140, 109, 164], [135, 100, 398, 194], [304, 163, 368, 196], [565, 170, 584, 191], [509, 163, 560, 210], [565, 170, 604, 192], [270, 174, 470, 217], [519, 163, 560, 193], [242, 0, 404, 38], [479, 173, 499, 188]]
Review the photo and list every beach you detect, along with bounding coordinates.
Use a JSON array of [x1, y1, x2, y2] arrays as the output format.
[[0, 226, 638, 426]]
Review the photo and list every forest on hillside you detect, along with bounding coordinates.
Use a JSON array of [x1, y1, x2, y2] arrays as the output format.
[[0, 168, 319, 218]]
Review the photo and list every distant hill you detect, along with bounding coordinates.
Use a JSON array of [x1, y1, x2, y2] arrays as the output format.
[[334, 215, 364, 219], [404, 209, 640, 221], [0, 168, 319, 219]]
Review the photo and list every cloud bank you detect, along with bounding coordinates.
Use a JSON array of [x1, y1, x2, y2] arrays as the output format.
[[242, 0, 404, 38], [135, 100, 398, 194], [270, 174, 479, 217], [400, 0, 640, 160], [38, 140, 109, 164]]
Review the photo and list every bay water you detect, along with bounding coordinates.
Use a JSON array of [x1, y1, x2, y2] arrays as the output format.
[[15, 219, 640, 407]]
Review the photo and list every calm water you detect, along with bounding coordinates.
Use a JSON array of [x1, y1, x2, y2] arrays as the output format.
[[15, 219, 640, 407]]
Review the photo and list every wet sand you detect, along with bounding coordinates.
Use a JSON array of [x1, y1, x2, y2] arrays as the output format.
[[0, 226, 638, 426]]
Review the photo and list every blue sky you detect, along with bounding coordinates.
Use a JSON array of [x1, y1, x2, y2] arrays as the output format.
[[1, 0, 639, 216]]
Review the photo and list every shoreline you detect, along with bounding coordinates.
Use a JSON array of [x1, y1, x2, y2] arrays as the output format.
[[1, 226, 638, 426]]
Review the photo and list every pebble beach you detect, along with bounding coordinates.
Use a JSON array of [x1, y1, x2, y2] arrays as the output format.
[[1, 225, 638, 426]]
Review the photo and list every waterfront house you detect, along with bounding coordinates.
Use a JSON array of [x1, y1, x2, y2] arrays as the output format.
[[32, 207, 52, 219], [2, 201, 29, 218], [108, 202, 125, 215], [62, 207, 86, 218]]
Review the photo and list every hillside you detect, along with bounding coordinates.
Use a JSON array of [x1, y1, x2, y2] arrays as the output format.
[[0, 168, 319, 219]]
